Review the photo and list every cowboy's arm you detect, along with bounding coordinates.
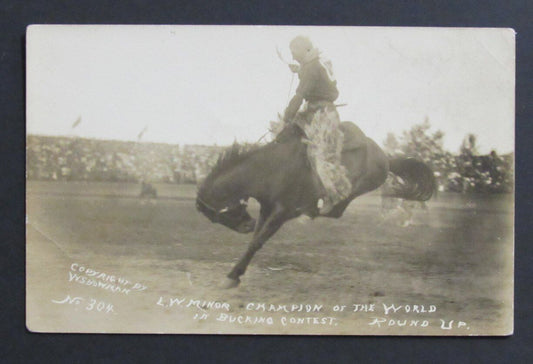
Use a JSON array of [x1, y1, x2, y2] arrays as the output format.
[[283, 61, 320, 122], [283, 94, 303, 123]]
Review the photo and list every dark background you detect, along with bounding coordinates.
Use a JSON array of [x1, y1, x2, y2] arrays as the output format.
[[2, 0, 531, 362]]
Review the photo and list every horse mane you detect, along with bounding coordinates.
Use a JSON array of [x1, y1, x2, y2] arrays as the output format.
[[201, 124, 304, 189], [204, 142, 263, 183]]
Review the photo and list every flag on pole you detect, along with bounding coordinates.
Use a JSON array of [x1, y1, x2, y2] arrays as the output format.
[[137, 125, 148, 141], [71, 116, 82, 129]]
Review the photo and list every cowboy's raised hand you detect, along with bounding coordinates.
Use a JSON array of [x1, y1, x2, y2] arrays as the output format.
[[289, 64, 300, 73]]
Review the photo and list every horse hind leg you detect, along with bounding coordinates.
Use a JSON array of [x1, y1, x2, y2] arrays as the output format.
[[323, 163, 388, 219], [322, 178, 374, 219], [322, 198, 353, 218]]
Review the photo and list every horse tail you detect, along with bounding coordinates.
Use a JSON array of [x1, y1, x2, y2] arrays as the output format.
[[386, 157, 436, 201]]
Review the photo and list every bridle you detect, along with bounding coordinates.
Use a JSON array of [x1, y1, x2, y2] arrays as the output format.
[[196, 195, 249, 227]]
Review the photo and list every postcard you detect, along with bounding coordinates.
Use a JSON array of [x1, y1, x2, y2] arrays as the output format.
[[26, 25, 514, 335]]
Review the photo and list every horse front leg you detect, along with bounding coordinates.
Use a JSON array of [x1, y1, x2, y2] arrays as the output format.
[[221, 203, 285, 288]]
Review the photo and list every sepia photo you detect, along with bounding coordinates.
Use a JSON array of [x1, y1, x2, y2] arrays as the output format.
[[26, 25, 514, 335]]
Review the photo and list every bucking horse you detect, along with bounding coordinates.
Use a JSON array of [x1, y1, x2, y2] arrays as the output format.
[[196, 122, 436, 288]]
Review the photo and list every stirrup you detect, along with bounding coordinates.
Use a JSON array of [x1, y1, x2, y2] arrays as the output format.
[[317, 198, 334, 214]]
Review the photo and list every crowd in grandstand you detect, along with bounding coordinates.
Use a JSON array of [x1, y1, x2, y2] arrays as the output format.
[[26, 135, 223, 184], [27, 131, 513, 193]]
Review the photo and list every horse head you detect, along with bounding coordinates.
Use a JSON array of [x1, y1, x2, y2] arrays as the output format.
[[196, 127, 307, 234], [196, 144, 257, 234], [196, 191, 256, 233]]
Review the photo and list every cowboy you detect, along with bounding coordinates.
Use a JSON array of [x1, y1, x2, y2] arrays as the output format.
[[283, 35, 352, 214]]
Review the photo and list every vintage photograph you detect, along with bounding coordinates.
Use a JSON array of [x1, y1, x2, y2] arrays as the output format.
[[26, 25, 514, 335]]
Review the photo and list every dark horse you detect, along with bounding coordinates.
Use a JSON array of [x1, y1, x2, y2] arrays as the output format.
[[196, 122, 435, 288]]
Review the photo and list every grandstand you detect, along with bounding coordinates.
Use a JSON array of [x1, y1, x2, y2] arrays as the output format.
[[26, 135, 513, 192]]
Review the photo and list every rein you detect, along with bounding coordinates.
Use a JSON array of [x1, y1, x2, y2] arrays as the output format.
[[196, 195, 219, 214]]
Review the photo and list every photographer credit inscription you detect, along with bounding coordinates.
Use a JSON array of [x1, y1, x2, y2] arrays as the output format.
[[49, 263, 149, 319], [67, 263, 148, 295]]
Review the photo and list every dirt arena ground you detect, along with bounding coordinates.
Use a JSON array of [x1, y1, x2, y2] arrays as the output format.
[[26, 181, 513, 335]]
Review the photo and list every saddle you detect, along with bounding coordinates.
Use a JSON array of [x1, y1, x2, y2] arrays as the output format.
[[339, 121, 367, 151]]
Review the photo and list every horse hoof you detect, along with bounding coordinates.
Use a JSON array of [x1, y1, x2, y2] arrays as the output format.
[[220, 277, 240, 289]]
